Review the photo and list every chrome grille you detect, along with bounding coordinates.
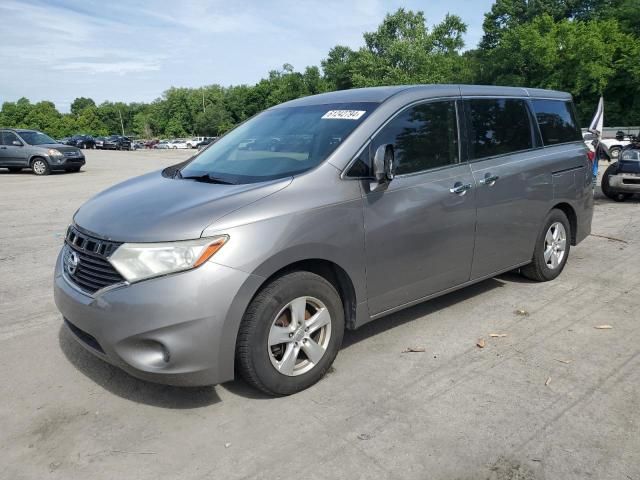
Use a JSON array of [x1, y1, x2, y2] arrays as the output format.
[[64, 226, 125, 294]]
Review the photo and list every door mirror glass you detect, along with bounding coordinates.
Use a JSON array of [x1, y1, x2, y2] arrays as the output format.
[[12, 140, 23, 147], [372, 144, 395, 182]]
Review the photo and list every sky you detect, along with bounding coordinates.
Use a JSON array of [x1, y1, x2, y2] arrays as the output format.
[[0, 0, 494, 112]]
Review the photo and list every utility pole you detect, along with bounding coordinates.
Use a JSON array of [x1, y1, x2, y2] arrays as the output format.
[[118, 109, 125, 136]]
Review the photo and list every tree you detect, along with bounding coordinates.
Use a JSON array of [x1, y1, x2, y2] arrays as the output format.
[[70, 97, 97, 115]]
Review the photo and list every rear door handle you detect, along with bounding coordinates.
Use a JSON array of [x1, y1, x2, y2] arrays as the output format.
[[479, 174, 499, 186], [0, 147, 6, 150], [449, 183, 472, 195]]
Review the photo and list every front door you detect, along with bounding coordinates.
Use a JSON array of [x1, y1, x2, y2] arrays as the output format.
[[0, 131, 28, 166], [362, 100, 477, 316]]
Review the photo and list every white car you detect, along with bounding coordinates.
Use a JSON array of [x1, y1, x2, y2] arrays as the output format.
[[186, 137, 205, 148], [582, 131, 632, 160], [168, 139, 189, 149]]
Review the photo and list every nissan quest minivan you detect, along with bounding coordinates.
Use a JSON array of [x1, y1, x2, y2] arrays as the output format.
[[54, 85, 594, 395]]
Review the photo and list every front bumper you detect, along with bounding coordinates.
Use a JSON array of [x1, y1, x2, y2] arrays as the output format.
[[608, 173, 640, 193], [49, 156, 85, 170], [54, 250, 262, 386]]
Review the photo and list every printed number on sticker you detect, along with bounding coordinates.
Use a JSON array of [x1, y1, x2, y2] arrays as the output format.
[[322, 110, 366, 120]]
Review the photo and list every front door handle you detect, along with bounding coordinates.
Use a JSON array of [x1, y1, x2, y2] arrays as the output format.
[[0, 146, 6, 150], [479, 174, 500, 186], [449, 182, 472, 195]]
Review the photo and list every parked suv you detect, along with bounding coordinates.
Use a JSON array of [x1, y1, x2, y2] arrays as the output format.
[[0, 128, 85, 175], [66, 134, 96, 149], [103, 135, 132, 150], [54, 85, 593, 395]]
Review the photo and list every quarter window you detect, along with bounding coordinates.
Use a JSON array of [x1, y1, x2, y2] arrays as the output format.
[[532, 99, 582, 145], [371, 101, 459, 175], [465, 99, 534, 159]]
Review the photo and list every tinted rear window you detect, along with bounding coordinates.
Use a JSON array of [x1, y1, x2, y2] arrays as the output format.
[[465, 99, 534, 159], [532, 99, 582, 145]]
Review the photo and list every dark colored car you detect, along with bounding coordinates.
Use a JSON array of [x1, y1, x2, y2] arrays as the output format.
[[103, 135, 132, 151], [0, 128, 85, 175], [196, 137, 216, 149], [144, 139, 159, 149], [601, 138, 640, 202], [94, 137, 106, 149], [66, 135, 96, 149]]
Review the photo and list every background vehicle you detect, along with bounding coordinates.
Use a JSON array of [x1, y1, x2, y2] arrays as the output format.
[[168, 139, 189, 149], [54, 85, 593, 396], [144, 139, 159, 149], [94, 136, 106, 149], [66, 135, 96, 149], [196, 137, 216, 149], [103, 135, 131, 150], [0, 128, 85, 175], [153, 141, 170, 149], [186, 137, 205, 148], [601, 139, 640, 201]]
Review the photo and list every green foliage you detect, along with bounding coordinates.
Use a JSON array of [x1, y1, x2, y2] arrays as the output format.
[[1, 3, 638, 136]]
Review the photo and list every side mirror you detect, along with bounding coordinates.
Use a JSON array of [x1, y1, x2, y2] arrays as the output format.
[[12, 140, 23, 147], [370, 144, 395, 190]]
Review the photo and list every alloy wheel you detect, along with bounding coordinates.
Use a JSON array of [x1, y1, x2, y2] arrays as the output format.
[[268, 296, 332, 376], [544, 222, 567, 269]]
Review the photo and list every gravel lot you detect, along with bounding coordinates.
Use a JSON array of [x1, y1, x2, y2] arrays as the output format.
[[1, 150, 639, 480]]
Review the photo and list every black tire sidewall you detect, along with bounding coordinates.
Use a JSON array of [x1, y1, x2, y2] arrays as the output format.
[[601, 163, 617, 199], [239, 272, 344, 395], [532, 210, 571, 281]]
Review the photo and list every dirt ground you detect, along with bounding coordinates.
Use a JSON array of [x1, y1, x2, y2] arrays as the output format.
[[1, 151, 638, 480]]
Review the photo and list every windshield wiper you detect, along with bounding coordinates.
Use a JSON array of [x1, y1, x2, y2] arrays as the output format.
[[179, 173, 235, 184]]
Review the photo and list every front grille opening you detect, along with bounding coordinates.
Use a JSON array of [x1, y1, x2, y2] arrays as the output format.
[[622, 178, 640, 185], [64, 318, 105, 353], [64, 227, 125, 294]]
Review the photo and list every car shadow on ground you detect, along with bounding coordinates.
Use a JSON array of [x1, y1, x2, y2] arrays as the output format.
[[58, 325, 221, 409]]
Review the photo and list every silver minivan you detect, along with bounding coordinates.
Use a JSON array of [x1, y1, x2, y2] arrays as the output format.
[[54, 85, 594, 395]]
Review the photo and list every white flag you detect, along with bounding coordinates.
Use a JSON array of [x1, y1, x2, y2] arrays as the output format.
[[588, 96, 604, 136]]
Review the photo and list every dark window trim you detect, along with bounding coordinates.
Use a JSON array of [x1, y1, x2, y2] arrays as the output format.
[[462, 96, 541, 165], [341, 96, 462, 179]]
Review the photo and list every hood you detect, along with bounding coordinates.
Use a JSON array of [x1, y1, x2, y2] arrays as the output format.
[[40, 143, 82, 153], [73, 170, 291, 242]]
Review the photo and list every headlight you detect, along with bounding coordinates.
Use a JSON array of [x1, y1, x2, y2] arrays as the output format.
[[48, 149, 64, 159], [108, 235, 228, 283]]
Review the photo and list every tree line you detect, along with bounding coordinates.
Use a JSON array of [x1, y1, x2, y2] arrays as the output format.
[[1, 0, 638, 140]]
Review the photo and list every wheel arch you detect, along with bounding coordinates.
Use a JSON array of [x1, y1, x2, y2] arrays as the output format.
[[551, 202, 577, 245], [251, 258, 358, 331]]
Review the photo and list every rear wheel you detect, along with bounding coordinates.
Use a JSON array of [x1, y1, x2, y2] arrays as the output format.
[[521, 209, 571, 282], [31, 158, 50, 176], [236, 271, 344, 396], [609, 146, 622, 160]]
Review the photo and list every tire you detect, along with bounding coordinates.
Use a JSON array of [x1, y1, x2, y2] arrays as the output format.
[[81, 143, 86, 149], [601, 163, 632, 202], [236, 271, 344, 396], [31, 158, 50, 176], [7, 167, 22, 173], [521, 209, 571, 282], [609, 146, 621, 160]]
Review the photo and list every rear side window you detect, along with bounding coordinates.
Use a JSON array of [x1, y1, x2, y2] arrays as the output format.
[[371, 100, 459, 175], [532, 99, 582, 145], [1, 131, 19, 146], [465, 99, 534, 159]]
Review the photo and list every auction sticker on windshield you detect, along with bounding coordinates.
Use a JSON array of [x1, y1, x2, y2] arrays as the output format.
[[322, 110, 366, 120]]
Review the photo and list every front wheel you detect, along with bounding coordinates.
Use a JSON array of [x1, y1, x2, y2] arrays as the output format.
[[521, 209, 571, 282], [31, 158, 50, 176], [236, 271, 344, 396], [609, 146, 621, 160]]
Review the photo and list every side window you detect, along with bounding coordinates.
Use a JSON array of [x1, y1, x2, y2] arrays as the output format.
[[532, 99, 582, 145], [465, 98, 534, 159], [1, 131, 19, 146], [372, 101, 459, 175]]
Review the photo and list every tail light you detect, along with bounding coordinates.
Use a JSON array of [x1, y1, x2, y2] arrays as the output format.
[[587, 151, 595, 162]]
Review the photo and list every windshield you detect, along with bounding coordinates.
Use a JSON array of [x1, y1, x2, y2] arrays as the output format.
[[19, 131, 57, 145], [179, 102, 378, 184]]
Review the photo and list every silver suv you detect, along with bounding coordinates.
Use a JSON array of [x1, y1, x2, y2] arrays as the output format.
[[0, 129, 85, 175], [54, 85, 594, 395]]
